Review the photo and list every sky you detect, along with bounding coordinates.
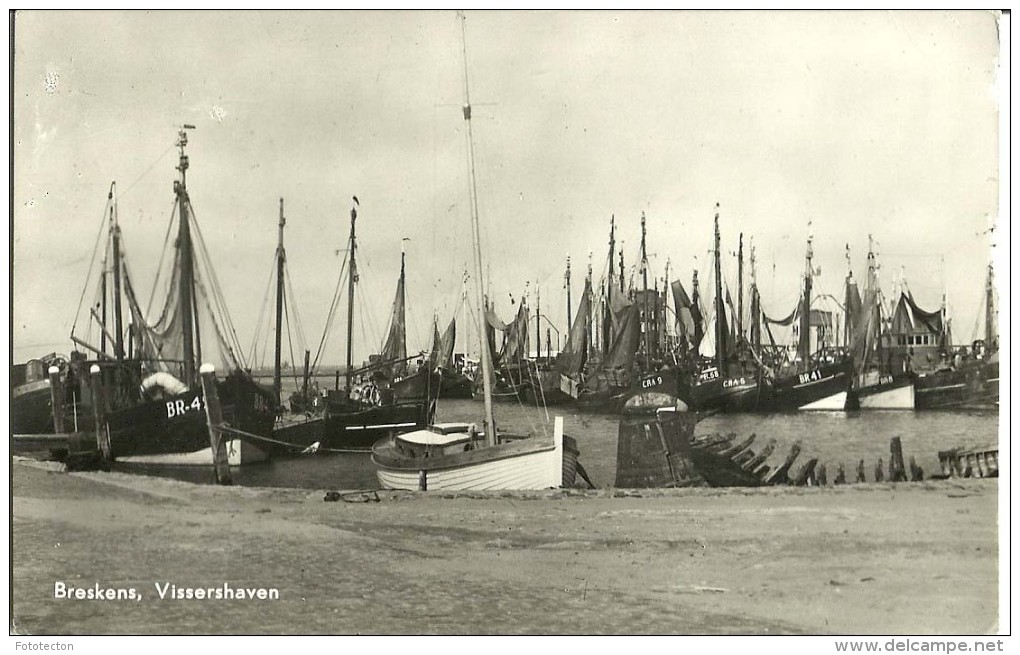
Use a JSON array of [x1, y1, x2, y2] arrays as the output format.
[[10, 9, 1006, 368]]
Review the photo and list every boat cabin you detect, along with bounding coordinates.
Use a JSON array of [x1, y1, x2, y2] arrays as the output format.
[[393, 422, 482, 458]]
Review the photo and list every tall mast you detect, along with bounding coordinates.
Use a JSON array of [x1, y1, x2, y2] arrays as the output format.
[[100, 240, 108, 356], [985, 263, 995, 350], [460, 12, 496, 444], [110, 182, 124, 361], [692, 268, 702, 355], [640, 211, 649, 362], [713, 204, 725, 373], [619, 246, 626, 294], [345, 200, 358, 395], [866, 235, 883, 370], [535, 284, 541, 361], [174, 125, 197, 385], [564, 255, 572, 349], [737, 232, 744, 340], [750, 241, 760, 353], [663, 258, 670, 355], [798, 227, 814, 373], [274, 198, 286, 404], [844, 243, 853, 349], [603, 216, 615, 356], [588, 252, 594, 357]]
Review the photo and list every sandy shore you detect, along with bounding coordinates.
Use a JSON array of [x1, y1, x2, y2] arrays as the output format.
[[11, 457, 999, 635]]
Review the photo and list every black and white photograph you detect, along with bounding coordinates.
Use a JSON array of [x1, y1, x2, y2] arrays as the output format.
[[9, 8, 1008, 642]]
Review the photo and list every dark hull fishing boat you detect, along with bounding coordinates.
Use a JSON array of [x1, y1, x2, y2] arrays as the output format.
[[268, 200, 436, 454], [755, 358, 852, 411], [911, 263, 998, 412], [12, 354, 68, 434], [373, 13, 583, 490], [913, 355, 998, 411], [440, 368, 475, 399], [749, 229, 853, 412], [675, 208, 768, 414], [68, 131, 278, 465]]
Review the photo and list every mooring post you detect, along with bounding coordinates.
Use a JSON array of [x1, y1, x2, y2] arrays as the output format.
[[89, 365, 111, 463], [889, 437, 907, 482], [909, 456, 924, 482], [199, 363, 232, 485], [48, 366, 65, 434]]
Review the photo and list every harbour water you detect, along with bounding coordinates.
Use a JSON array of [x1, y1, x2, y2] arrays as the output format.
[[114, 375, 999, 491]]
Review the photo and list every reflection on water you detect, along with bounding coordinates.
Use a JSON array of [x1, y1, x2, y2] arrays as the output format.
[[116, 391, 999, 491]]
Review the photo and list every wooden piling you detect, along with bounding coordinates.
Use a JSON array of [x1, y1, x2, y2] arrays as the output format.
[[48, 366, 65, 433], [89, 365, 112, 463], [856, 459, 866, 483], [909, 456, 924, 482], [764, 441, 800, 485], [792, 458, 818, 486], [199, 363, 232, 485], [889, 437, 907, 482]]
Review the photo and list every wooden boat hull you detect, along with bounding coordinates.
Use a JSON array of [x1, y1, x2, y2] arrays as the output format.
[[687, 373, 762, 413], [936, 446, 998, 478], [689, 433, 776, 487], [391, 369, 442, 402], [522, 369, 574, 406], [614, 409, 702, 487], [756, 360, 852, 412], [12, 380, 55, 434], [846, 372, 915, 410], [320, 398, 436, 451], [116, 437, 269, 465], [439, 370, 474, 399], [105, 373, 276, 461], [372, 423, 578, 491], [913, 359, 998, 411]]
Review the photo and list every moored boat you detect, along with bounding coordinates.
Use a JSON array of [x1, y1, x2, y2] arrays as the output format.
[[373, 13, 583, 490], [67, 131, 278, 464]]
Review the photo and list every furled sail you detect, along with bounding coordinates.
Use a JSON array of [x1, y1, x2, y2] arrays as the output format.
[[849, 287, 880, 372], [557, 277, 592, 378], [427, 319, 443, 366], [435, 318, 457, 368], [671, 280, 696, 350], [379, 261, 407, 377], [602, 302, 640, 372], [690, 278, 705, 353], [484, 304, 503, 368], [502, 302, 530, 362], [123, 200, 243, 381]]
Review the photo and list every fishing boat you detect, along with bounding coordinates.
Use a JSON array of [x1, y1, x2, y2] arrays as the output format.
[[12, 353, 68, 434], [752, 230, 853, 411], [426, 317, 475, 399], [844, 239, 915, 409], [908, 263, 998, 411], [69, 129, 278, 465], [683, 209, 766, 413], [372, 13, 581, 490], [268, 200, 438, 453]]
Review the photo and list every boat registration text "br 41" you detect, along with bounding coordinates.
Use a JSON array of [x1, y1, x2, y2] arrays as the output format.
[[167, 395, 204, 419], [798, 370, 823, 384]]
